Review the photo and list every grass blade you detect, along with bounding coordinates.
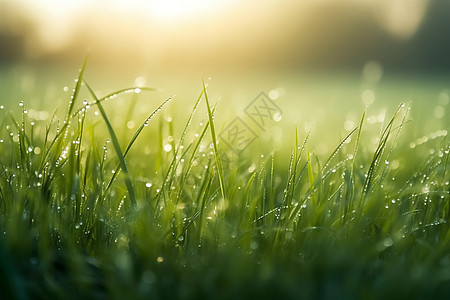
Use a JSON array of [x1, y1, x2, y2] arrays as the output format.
[[203, 79, 226, 203], [105, 95, 173, 192], [84, 82, 136, 206]]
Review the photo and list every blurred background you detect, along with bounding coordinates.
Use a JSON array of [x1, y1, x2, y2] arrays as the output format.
[[0, 0, 449, 155], [1, 0, 450, 72]]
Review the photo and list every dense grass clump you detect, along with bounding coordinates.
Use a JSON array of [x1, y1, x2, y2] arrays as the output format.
[[1, 62, 450, 299]]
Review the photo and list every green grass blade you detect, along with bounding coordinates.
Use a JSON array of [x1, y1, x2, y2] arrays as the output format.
[[323, 126, 358, 172], [84, 82, 136, 206], [65, 55, 89, 122], [203, 79, 226, 203], [105, 95, 173, 192], [307, 149, 315, 208], [40, 58, 89, 169], [70, 87, 156, 119]]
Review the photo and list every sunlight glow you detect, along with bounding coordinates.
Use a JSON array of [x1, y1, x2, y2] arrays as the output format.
[[113, 0, 236, 22], [9, 0, 432, 68], [147, 0, 228, 21]]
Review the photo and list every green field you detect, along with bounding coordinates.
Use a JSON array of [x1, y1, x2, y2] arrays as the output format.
[[1, 61, 450, 299]]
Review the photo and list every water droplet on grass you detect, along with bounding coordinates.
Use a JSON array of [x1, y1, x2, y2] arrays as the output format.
[[164, 144, 172, 152], [383, 237, 393, 247]]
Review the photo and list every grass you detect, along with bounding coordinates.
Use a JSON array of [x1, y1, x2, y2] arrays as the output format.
[[0, 61, 450, 299]]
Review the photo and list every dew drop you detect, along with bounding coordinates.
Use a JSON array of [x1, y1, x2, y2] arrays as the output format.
[[164, 144, 172, 152], [383, 237, 393, 247]]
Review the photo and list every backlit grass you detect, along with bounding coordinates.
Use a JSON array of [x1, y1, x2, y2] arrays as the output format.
[[0, 61, 450, 299]]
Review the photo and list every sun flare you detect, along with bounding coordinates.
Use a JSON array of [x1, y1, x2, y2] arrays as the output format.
[[147, 0, 232, 21], [116, 0, 236, 22]]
